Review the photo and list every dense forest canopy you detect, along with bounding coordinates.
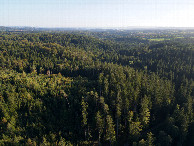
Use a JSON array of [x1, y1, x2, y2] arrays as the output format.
[[0, 29, 193, 145]]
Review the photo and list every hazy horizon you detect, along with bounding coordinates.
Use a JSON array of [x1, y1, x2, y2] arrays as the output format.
[[1, 0, 194, 28], [1, 26, 194, 30]]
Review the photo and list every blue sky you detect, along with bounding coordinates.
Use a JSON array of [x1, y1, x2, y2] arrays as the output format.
[[0, 0, 194, 28]]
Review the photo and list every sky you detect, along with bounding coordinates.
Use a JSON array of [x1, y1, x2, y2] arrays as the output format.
[[0, 0, 194, 28]]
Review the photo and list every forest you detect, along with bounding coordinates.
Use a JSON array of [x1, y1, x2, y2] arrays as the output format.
[[0, 29, 193, 145]]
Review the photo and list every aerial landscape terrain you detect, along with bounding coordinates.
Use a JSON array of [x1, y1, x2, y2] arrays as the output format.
[[1, 0, 194, 145], [0, 27, 193, 145]]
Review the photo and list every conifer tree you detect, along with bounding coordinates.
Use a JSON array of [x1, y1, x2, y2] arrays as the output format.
[[81, 97, 88, 139], [95, 111, 104, 144], [140, 95, 150, 126]]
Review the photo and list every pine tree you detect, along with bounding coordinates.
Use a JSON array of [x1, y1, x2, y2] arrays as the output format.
[[146, 132, 155, 146], [95, 111, 104, 144], [128, 111, 143, 142], [115, 91, 122, 139], [140, 96, 150, 126], [105, 115, 116, 144], [81, 97, 88, 140]]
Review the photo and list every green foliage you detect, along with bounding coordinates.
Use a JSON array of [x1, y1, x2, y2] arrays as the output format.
[[140, 96, 150, 126], [105, 115, 116, 144], [81, 97, 88, 127], [146, 132, 155, 146], [95, 111, 104, 141], [0, 30, 193, 145]]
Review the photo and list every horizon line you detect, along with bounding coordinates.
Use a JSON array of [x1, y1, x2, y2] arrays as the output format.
[[1, 25, 194, 30]]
